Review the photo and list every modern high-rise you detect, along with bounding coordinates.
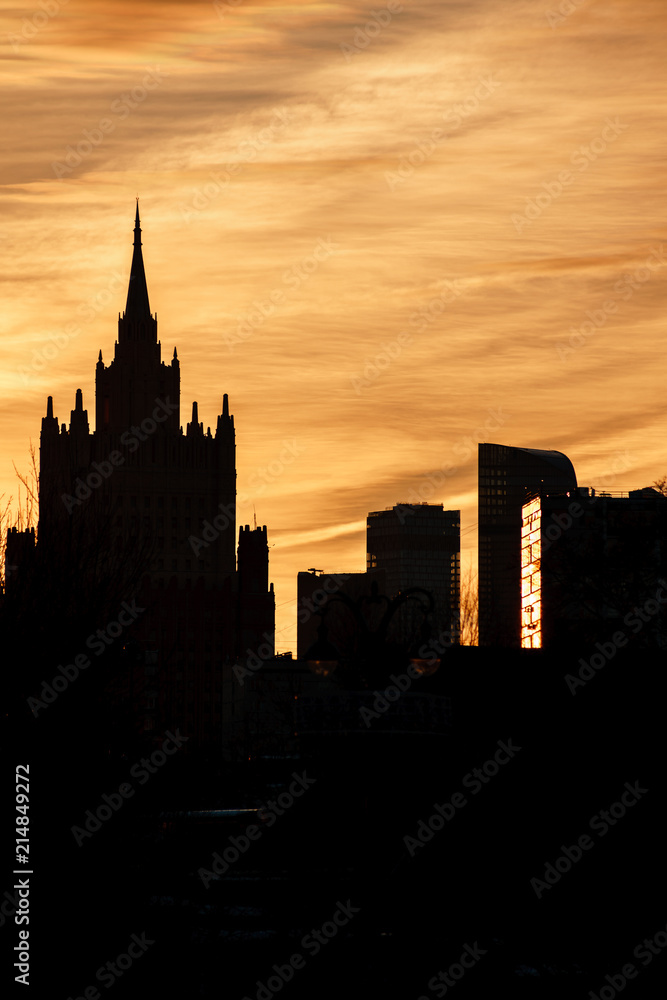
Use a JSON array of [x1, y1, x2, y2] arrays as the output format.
[[478, 443, 577, 647], [6, 205, 275, 749], [521, 486, 667, 650], [295, 503, 460, 659], [367, 502, 460, 646]]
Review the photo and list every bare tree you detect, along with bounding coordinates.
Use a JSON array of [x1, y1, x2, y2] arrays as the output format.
[[459, 565, 479, 646], [12, 442, 39, 530], [1, 445, 39, 592]]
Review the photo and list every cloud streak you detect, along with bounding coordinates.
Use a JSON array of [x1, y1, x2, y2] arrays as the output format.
[[2, 0, 666, 650]]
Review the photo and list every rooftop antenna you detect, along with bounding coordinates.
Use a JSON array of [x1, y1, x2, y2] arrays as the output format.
[[253, 506, 257, 530]]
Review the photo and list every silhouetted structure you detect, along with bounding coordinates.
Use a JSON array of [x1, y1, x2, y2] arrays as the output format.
[[296, 502, 460, 659], [8, 205, 275, 749], [296, 569, 386, 659], [367, 502, 460, 644], [521, 486, 667, 650], [478, 442, 577, 646]]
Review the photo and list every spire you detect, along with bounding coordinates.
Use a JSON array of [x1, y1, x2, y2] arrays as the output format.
[[187, 401, 203, 436], [124, 200, 151, 320], [70, 388, 89, 436]]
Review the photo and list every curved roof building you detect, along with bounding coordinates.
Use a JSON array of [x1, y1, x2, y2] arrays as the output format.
[[478, 443, 577, 647]]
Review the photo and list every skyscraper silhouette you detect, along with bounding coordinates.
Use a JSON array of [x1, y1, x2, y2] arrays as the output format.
[[478, 442, 576, 647], [8, 205, 274, 749], [367, 502, 460, 646]]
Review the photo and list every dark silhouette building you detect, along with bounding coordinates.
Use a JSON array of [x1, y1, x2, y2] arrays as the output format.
[[6, 205, 275, 749], [296, 501, 460, 660], [478, 442, 577, 647], [521, 486, 667, 650], [296, 568, 387, 660], [367, 502, 460, 645]]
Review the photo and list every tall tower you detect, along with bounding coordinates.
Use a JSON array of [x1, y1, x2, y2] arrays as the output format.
[[95, 202, 180, 435], [366, 502, 460, 646], [478, 443, 577, 647], [27, 205, 274, 749]]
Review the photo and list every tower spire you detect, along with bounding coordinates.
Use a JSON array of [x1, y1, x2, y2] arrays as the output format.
[[124, 200, 151, 320]]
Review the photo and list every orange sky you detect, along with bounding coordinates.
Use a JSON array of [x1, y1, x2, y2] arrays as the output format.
[[2, 0, 666, 652]]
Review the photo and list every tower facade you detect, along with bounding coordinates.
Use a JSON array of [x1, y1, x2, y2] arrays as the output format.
[[478, 442, 577, 647], [25, 206, 274, 749], [521, 486, 667, 651], [367, 502, 460, 646]]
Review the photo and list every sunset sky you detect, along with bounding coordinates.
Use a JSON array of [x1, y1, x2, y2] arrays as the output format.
[[2, 0, 666, 651]]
